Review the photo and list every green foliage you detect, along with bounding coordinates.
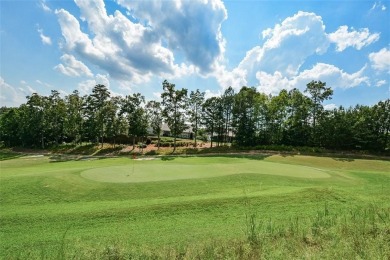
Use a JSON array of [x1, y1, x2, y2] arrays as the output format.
[[146, 100, 163, 149], [0, 149, 24, 160], [161, 80, 188, 152], [0, 80, 388, 153], [188, 89, 205, 147], [232, 87, 258, 146]]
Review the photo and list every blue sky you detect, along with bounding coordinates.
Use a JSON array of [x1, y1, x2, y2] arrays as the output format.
[[1, 0, 389, 108]]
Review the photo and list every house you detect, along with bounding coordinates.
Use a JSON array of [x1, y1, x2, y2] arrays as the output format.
[[148, 123, 193, 139]]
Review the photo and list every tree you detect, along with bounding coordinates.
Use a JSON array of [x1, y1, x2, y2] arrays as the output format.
[[146, 100, 163, 149], [25, 93, 46, 148], [232, 87, 258, 147], [188, 89, 205, 147], [0, 107, 21, 147], [267, 90, 288, 145], [284, 88, 311, 146], [64, 90, 84, 144], [161, 80, 188, 153], [89, 84, 111, 147], [202, 97, 223, 148], [105, 96, 125, 147], [221, 86, 235, 144], [121, 93, 147, 150], [304, 80, 333, 146], [374, 100, 390, 151], [45, 90, 66, 146]]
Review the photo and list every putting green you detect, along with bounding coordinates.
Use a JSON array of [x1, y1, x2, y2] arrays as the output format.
[[80, 157, 330, 183]]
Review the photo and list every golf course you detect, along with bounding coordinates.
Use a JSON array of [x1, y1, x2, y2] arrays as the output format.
[[1, 153, 389, 259]]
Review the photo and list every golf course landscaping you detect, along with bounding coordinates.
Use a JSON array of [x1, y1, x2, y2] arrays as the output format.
[[1, 152, 389, 259]]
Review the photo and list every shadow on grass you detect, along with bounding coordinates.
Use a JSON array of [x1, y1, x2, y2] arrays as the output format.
[[161, 156, 175, 161], [202, 154, 271, 161], [159, 154, 271, 161], [332, 157, 354, 162]]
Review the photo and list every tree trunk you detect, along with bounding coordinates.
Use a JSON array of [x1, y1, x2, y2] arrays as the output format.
[[172, 135, 177, 153], [194, 135, 197, 148], [157, 132, 160, 150], [210, 126, 214, 148], [41, 133, 45, 149]]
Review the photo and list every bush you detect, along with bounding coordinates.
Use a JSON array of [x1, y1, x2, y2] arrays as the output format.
[[145, 138, 152, 145], [137, 143, 147, 148]]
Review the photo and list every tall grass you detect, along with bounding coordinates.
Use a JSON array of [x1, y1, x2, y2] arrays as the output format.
[[4, 204, 389, 259]]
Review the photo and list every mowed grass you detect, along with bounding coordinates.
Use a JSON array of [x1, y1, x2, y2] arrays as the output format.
[[0, 154, 389, 259], [81, 156, 329, 183]]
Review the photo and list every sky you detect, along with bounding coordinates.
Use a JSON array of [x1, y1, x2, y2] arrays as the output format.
[[0, 0, 389, 109]]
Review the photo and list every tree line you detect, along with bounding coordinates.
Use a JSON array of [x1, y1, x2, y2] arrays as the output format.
[[0, 80, 389, 152]]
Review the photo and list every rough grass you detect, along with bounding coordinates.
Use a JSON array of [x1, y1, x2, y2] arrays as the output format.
[[0, 149, 24, 160], [0, 153, 389, 259]]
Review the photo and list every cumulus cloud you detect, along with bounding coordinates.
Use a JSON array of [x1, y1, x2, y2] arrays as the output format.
[[116, 0, 227, 74], [55, 0, 227, 85], [328, 26, 380, 52], [237, 11, 329, 85], [0, 77, 35, 107], [293, 63, 369, 89], [37, 26, 52, 45], [77, 74, 111, 95], [256, 63, 369, 95], [215, 11, 379, 97], [369, 48, 390, 73], [214, 65, 247, 92], [54, 54, 93, 77]]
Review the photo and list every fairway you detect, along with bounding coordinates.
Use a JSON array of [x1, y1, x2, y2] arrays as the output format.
[[81, 157, 330, 183], [1, 154, 389, 259]]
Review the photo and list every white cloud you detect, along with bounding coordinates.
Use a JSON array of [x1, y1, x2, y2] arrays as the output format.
[[256, 71, 291, 94], [328, 26, 380, 52], [214, 65, 247, 92], [369, 48, 390, 73], [324, 103, 338, 110], [256, 63, 369, 95], [54, 54, 93, 77], [116, 0, 228, 74], [35, 80, 53, 88], [55, 0, 227, 86], [152, 92, 162, 101], [375, 80, 387, 87], [0, 77, 34, 107], [371, 1, 387, 11], [77, 74, 111, 95], [236, 11, 329, 86], [204, 89, 222, 100], [39, 0, 51, 12], [294, 63, 369, 89], [215, 11, 377, 98], [37, 27, 52, 45], [20, 80, 36, 94]]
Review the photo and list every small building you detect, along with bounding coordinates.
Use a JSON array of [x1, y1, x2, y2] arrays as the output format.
[[148, 123, 193, 139]]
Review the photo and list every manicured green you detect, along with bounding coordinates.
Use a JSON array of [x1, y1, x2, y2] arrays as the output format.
[[0, 154, 389, 259], [81, 156, 329, 183]]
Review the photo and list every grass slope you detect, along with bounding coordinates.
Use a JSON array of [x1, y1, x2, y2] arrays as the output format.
[[0, 154, 389, 259]]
